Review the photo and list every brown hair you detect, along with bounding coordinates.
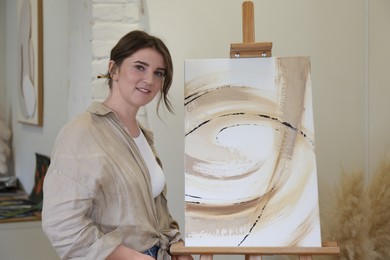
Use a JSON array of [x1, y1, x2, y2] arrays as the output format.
[[101, 30, 174, 113]]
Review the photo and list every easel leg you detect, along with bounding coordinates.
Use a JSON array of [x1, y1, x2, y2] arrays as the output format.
[[299, 256, 312, 260], [245, 255, 262, 260], [199, 254, 213, 260]]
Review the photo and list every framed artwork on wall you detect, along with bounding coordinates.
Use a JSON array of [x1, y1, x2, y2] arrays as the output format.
[[17, 0, 43, 126], [184, 57, 322, 247]]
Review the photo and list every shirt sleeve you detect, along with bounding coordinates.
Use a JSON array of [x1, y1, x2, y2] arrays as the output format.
[[42, 167, 123, 259]]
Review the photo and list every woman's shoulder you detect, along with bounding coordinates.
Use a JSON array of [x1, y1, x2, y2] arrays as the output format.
[[52, 111, 104, 155], [59, 102, 109, 138], [59, 112, 94, 137]]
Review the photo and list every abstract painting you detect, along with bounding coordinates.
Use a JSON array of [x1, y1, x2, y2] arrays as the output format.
[[17, 0, 43, 126], [184, 57, 321, 247]]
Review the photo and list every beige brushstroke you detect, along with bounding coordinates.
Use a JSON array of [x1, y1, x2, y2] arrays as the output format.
[[287, 207, 320, 246]]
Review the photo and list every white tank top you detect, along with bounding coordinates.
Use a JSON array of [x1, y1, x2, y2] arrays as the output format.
[[133, 130, 166, 198]]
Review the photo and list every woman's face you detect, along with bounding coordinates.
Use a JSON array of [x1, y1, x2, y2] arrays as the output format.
[[110, 48, 166, 110]]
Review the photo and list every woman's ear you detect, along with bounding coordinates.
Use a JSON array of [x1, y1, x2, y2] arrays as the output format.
[[108, 60, 118, 80]]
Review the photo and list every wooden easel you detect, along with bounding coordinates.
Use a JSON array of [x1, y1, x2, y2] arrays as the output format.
[[170, 241, 340, 260], [170, 1, 340, 259], [230, 1, 272, 58]]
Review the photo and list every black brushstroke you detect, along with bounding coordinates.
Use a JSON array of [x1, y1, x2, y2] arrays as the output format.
[[237, 187, 275, 246], [185, 85, 234, 106], [185, 112, 313, 145], [185, 119, 211, 136], [185, 194, 203, 199]]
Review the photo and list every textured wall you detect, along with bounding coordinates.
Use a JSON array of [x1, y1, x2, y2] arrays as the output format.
[[91, 0, 147, 101], [67, 0, 148, 120]]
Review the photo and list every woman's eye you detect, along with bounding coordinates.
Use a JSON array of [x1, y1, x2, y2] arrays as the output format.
[[155, 71, 165, 78], [135, 65, 145, 71]]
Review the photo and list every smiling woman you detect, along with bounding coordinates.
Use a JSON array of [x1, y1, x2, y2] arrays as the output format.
[[42, 30, 193, 260], [104, 48, 166, 130]]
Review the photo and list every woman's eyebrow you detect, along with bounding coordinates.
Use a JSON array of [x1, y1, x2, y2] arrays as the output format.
[[135, 60, 166, 71], [134, 60, 149, 66]]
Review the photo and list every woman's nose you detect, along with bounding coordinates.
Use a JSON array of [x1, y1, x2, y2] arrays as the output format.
[[143, 71, 154, 85]]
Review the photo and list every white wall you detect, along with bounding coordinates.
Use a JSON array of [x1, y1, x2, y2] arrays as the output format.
[[5, 0, 69, 192], [0, 221, 58, 259], [67, 0, 93, 121], [2, 0, 69, 258], [367, 0, 390, 173]]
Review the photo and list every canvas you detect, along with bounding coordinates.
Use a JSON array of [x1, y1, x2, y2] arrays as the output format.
[[184, 57, 321, 247]]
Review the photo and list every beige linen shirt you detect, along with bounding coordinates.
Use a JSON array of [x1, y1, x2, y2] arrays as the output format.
[[42, 102, 180, 260]]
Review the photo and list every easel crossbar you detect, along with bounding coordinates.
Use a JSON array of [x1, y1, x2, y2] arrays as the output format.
[[170, 241, 340, 256]]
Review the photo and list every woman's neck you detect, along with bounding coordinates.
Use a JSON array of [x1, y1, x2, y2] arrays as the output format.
[[103, 99, 140, 138]]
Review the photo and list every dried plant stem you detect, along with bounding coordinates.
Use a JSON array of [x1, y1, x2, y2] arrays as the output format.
[[368, 160, 390, 259], [320, 158, 390, 260]]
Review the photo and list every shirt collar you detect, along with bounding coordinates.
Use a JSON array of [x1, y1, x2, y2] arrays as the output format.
[[87, 101, 113, 116], [86, 101, 155, 144]]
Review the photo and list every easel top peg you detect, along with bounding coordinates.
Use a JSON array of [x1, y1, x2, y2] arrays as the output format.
[[242, 1, 255, 43], [230, 0, 273, 58]]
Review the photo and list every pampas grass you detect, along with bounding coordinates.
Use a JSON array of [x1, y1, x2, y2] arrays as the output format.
[[319, 159, 390, 260], [367, 160, 390, 259], [323, 170, 376, 259]]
